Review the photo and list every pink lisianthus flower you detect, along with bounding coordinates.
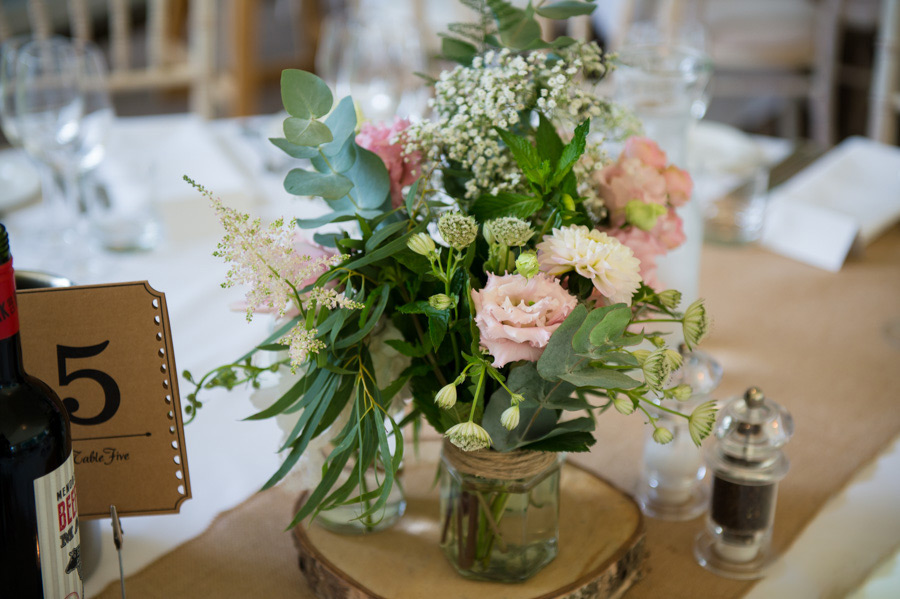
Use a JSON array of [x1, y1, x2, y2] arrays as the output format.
[[471, 273, 578, 368], [608, 226, 666, 290], [595, 158, 668, 226], [355, 118, 421, 209]]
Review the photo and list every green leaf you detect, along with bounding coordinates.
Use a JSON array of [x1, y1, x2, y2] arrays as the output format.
[[557, 366, 641, 390], [497, 5, 541, 50], [384, 338, 432, 358], [428, 309, 450, 348], [471, 192, 544, 220], [495, 127, 542, 177], [295, 211, 371, 229], [335, 285, 390, 349], [537, 304, 588, 380], [320, 96, 357, 156], [344, 145, 390, 210], [364, 220, 409, 252], [535, 1, 597, 20], [269, 137, 319, 159], [312, 135, 357, 173], [284, 117, 333, 147], [571, 303, 631, 354], [549, 119, 590, 187], [521, 431, 596, 452], [404, 178, 421, 214], [284, 168, 353, 200], [536, 113, 564, 165], [441, 35, 477, 65], [281, 69, 333, 119], [243, 375, 308, 420], [341, 219, 427, 272]]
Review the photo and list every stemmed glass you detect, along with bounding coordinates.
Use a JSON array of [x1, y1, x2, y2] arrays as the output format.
[[12, 38, 113, 276]]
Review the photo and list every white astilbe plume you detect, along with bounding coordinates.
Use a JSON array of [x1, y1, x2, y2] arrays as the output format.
[[308, 287, 364, 310], [282, 326, 325, 373], [210, 196, 345, 319]]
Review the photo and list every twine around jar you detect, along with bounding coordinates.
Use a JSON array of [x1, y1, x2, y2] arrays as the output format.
[[442, 439, 558, 481]]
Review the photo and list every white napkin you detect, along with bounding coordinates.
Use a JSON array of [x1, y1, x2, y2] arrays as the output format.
[[761, 137, 900, 271]]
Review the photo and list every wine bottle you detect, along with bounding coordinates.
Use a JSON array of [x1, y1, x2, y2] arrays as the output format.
[[0, 224, 83, 598]]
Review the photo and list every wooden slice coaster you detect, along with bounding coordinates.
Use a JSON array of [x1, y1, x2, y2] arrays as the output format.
[[292, 458, 646, 599]]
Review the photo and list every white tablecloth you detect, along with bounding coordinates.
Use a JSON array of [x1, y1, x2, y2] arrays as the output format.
[[4, 114, 898, 597]]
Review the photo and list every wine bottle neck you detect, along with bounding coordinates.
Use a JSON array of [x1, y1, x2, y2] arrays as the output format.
[[0, 257, 24, 383]]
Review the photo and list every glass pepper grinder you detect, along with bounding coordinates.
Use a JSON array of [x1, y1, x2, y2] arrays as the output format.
[[637, 345, 722, 520], [694, 386, 794, 579]]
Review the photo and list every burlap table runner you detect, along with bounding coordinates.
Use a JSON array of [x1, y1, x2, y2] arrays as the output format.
[[96, 225, 900, 598]]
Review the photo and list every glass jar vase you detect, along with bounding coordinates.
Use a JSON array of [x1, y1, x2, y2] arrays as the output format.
[[439, 441, 561, 582]]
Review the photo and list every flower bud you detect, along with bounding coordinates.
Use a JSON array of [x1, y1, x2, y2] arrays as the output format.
[[500, 405, 520, 431], [509, 392, 525, 405], [648, 335, 666, 349], [561, 193, 576, 212], [653, 426, 674, 444], [625, 200, 667, 231], [612, 393, 635, 415], [657, 289, 682, 310], [515, 251, 540, 279], [435, 383, 457, 409], [682, 298, 709, 350], [429, 293, 454, 311], [670, 384, 692, 401], [407, 232, 436, 257]]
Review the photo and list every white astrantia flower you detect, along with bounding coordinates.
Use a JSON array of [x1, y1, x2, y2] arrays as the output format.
[[445, 421, 493, 452], [500, 404, 520, 431], [438, 212, 478, 250], [689, 400, 717, 446], [407, 232, 436, 257], [669, 384, 693, 401], [682, 299, 709, 350], [641, 349, 671, 391], [536, 225, 642, 305], [657, 289, 682, 310], [612, 393, 635, 415], [484, 217, 533, 247], [435, 383, 457, 409]]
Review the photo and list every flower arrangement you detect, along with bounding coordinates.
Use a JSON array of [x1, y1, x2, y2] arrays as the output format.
[[184, 0, 714, 540]]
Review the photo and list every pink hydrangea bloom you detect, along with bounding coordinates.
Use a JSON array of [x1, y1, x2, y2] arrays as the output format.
[[623, 137, 667, 170], [663, 165, 693, 207], [609, 226, 666, 290], [471, 273, 578, 368], [356, 118, 421, 209]]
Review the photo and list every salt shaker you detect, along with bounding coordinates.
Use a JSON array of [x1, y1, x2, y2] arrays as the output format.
[[694, 386, 794, 579], [637, 346, 722, 520]]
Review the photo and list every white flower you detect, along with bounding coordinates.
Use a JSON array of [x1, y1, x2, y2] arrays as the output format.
[[689, 400, 717, 446], [407, 232, 436, 256], [435, 384, 457, 409], [682, 299, 709, 350], [500, 404, 520, 430], [652, 426, 674, 444], [536, 225, 642, 305], [484, 217, 533, 247], [438, 212, 478, 250], [612, 393, 635, 415], [445, 421, 492, 452]]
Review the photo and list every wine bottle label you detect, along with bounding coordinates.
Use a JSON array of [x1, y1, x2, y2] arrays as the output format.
[[33, 452, 83, 599], [0, 259, 19, 340]]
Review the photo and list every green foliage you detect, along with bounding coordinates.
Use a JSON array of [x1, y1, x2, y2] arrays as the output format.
[[281, 69, 333, 119]]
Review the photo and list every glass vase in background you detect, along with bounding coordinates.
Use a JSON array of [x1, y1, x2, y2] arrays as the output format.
[[614, 13, 712, 306], [439, 441, 561, 582]]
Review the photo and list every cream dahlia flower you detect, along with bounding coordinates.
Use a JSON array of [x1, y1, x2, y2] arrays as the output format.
[[536, 225, 642, 305]]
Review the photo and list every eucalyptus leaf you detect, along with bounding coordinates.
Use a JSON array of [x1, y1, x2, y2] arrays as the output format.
[[556, 366, 640, 390], [537, 304, 588, 380], [284, 168, 354, 200], [296, 210, 372, 229], [312, 135, 357, 173], [588, 304, 632, 347], [281, 69, 333, 119], [320, 96, 357, 156], [269, 137, 319, 159], [284, 117, 333, 147], [343, 145, 390, 210]]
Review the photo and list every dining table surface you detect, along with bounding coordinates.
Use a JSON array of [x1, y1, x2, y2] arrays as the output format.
[[3, 113, 899, 598]]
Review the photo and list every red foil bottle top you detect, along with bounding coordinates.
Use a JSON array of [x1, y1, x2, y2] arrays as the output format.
[[0, 259, 19, 340]]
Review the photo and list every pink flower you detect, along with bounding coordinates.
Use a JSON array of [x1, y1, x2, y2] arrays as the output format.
[[471, 273, 578, 368], [663, 165, 692, 207], [356, 118, 421, 209], [651, 209, 686, 251], [595, 158, 668, 226], [609, 227, 666, 290], [623, 137, 667, 170]]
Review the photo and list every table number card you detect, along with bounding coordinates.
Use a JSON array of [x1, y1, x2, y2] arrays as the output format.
[[17, 281, 191, 518]]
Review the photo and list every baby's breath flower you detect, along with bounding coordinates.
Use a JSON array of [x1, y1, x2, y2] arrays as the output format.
[[438, 212, 478, 250], [657, 289, 682, 310], [408, 232, 436, 257], [500, 404, 520, 431], [515, 251, 540, 279], [682, 299, 709, 350], [429, 293, 454, 311], [484, 217, 533, 247], [612, 393, 635, 415], [689, 400, 717, 446], [308, 287, 364, 310], [652, 426, 674, 445], [445, 421, 492, 452], [435, 384, 457, 409], [282, 325, 325, 373]]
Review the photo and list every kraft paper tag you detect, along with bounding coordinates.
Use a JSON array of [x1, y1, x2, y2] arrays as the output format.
[[18, 281, 190, 519]]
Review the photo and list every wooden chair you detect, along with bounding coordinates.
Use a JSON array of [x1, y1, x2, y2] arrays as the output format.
[[0, 0, 226, 117], [869, 0, 900, 144]]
